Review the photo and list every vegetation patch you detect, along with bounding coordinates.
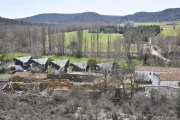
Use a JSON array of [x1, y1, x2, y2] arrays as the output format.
[[161, 29, 180, 36]]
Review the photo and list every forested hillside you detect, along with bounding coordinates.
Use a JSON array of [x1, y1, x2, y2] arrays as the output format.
[[16, 12, 121, 24], [117, 8, 180, 22], [0, 16, 33, 25]]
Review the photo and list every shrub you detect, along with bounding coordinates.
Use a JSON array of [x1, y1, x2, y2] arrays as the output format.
[[175, 93, 180, 118], [87, 58, 97, 70], [146, 114, 154, 120], [52, 91, 67, 102], [64, 98, 79, 113], [112, 111, 118, 120]]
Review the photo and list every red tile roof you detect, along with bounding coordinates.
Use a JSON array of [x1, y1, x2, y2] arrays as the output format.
[[135, 66, 180, 73], [13, 72, 47, 79], [157, 74, 180, 81]]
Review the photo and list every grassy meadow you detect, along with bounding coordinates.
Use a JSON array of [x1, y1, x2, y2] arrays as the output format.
[[0, 53, 143, 66], [161, 29, 180, 36], [52, 30, 123, 52], [120, 21, 180, 27]]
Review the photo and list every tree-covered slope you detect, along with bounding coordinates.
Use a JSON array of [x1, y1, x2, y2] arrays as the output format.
[[16, 12, 121, 24], [117, 8, 180, 22], [0, 16, 33, 25]]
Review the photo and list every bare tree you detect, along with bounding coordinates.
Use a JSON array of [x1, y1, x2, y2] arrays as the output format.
[[41, 26, 46, 55], [48, 26, 52, 52]]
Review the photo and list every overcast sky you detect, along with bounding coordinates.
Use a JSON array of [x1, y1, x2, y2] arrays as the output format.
[[0, 0, 179, 19]]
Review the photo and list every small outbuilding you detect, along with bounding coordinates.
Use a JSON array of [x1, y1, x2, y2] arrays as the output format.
[[70, 61, 89, 72], [95, 62, 115, 73], [13, 56, 32, 71], [50, 60, 69, 74]]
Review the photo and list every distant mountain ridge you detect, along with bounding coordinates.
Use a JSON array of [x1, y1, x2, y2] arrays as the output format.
[[0, 16, 33, 26], [16, 12, 121, 24], [117, 8, 180, 22], [4, 8, 180, 25]]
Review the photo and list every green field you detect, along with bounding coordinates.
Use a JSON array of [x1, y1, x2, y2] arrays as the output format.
[[0, 53, 32, 60], [0, 53, 143, 66], [52, 30, 123, 52], [120, 22, 180, 27], [161, 29, 180, 36]]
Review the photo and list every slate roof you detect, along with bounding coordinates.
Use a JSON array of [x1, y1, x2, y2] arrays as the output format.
[[14, 56, 32, 63], [157, 74, 180, 81], [71, 61, 87, 69], [135, 66, 180, 73], [96, 62, 114, 70], [32, 58, 49, 65], [51, 60, 69, 67]]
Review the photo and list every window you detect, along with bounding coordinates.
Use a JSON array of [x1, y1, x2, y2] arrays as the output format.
[[23, 62, 28, 66], [178, 82, 180, 87]]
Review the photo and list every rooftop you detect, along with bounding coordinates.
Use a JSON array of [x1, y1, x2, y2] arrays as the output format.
[[32, 58, 49, 65], [51, 60, 69, 67], [70, 61, 87, 69], [13, 72, 47, 79], [14, 56, 32, 63], [157, 74, 180, 81], [135, 66, 180, 73], [96, 62, 114, 70]]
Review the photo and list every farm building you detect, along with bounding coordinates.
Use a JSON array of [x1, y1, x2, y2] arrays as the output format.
[[70, 61, 89, 72], [95, 62, 115, 73], [135, 66, 180, 84], [31, 58, 49, 72], [50, 60, 69, 74], [13, 56, 32, 71], [153, 74, 180, 88]]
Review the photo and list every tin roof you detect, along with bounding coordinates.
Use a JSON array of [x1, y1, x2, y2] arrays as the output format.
[[14, 56, 32, 63], [32, 58, 49, 65], [70, 61, 87, 69], [51, 60, 69, 67], [96, 62, 114, 70]]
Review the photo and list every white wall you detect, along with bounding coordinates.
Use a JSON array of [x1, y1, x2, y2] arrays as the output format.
[[160, 81, 180, 88], [152, 75, 160, 86], [135, 71, 164, 83], [15, 65, 24, 71]]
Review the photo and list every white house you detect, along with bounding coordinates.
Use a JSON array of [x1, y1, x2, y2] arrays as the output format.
[[135, 66, 180, 84], [153, 74, 180, 88]]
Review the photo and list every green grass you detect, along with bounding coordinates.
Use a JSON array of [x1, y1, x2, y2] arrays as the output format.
[[50, 30, 123, 52], [161, 29, 180, 36], [120, 22, 180, 27], [0, 53, 32, 60], [0, 52, 143, 66], [42, 55, 89, 64]]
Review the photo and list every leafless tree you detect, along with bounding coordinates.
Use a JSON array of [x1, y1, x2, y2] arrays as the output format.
[[41, 26, 46, 55]]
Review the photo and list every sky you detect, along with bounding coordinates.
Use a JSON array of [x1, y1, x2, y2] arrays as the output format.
[[0, 0, 179, 19]]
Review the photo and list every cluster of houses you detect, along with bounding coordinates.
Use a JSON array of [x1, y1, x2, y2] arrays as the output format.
[[13, 56, 180, 88], [135, 66, 180, 88], [13, 56, 115, 74]]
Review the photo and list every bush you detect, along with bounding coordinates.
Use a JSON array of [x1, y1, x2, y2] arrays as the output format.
[[87, 58, 97, 70], [64, 98, 79, 113], [112, 111, 118, 120], [52, 91, 67, 102], [175, 93, 180, 118]]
